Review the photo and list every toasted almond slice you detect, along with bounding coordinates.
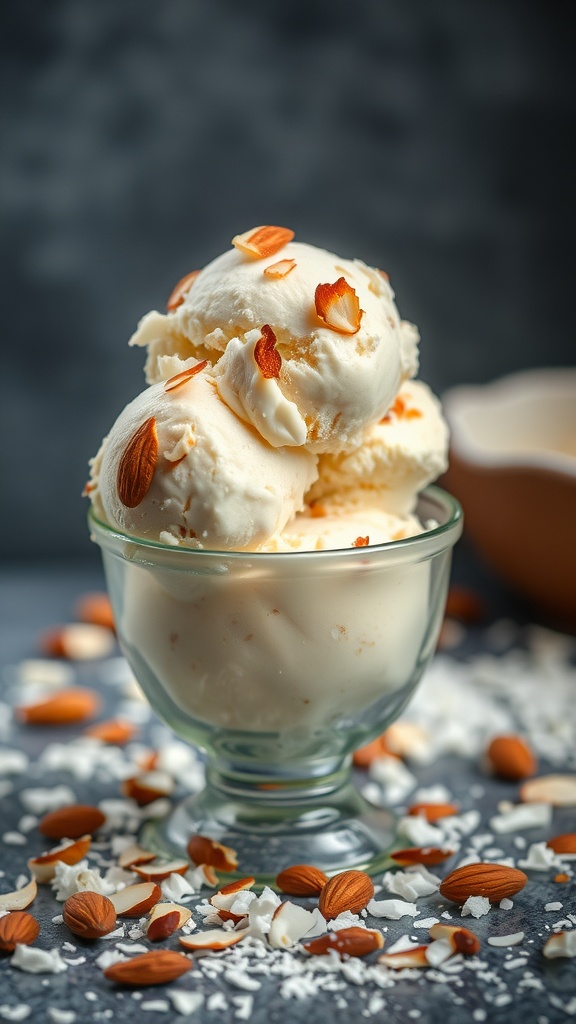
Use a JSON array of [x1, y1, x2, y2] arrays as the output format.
[[132, 859, 189, 882], [520, 774, 576, 807], [84, 719, 137, 745], [407, 802, 459, 822], [121, 770, 175, 806], [0, 878, 37, 912], [232, 225, 294, 260], [428, 923, 480, 955], [146, 902, 192, 941], [210, 877, 255, 913], [103, 950, 192, 986], [110, 882, 162, 917], [117, 416, 158, 509], [304, 926, 384, 958], [253, 324, 281, 380], [38, 805, 106, 840], [75, 592, 115, 632], [40, 625, 115, 661], [164, 359, 208, 393], [547, 833, 576, 855], [0, 911, 40, 953], [18, 688, 101, 725], [187, 835, 238, 873], [378, 945, 429, 969], [263, 258, 296, 279], [28, 835, 92, 883], [179, 929, 246, 951], [167, 270, 201, 312], [314, 277, 363, 335], [390, 847, 455, 868], [117, 844, 157, 870]]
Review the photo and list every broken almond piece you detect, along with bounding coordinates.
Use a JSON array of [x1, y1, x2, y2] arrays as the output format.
[[264, 258, 296, 279], [132, 859, 189, 883], [486, 735, 537, 781], [314, 277, 363, 335], [210, 877, 255, 915], [520, 774, 576, 807], [75, 592, 115, 632], [166, 270, 201, 311], [318, 869, 374, 919], [110, 882, 162, 918], [187, 835, 238, 873], [103, 950, 192, 986], [390, 847, 454, 868], [18, 688, 101, 725], [378, 945, 429, 969], [407, 802, 459, 823], [547, 833, 576, 855], [554, 872, 571, 884], [253, 324, 281, 380], [304, 926, 384, 958], [179, 929, 246, 952], [38, 805, 106, 840], [63, 891, 117, 939], [146, 902, 192, 941], [164, 359, 208, 393], [232, 225, 294, 259], [0, 911, 40, 953], [117, 844, 157, 870], [0, 879, 37, 912], [275, 864, 328, 897], [121, 770, 175, 806], [84, 719, 137, 745], [117, 416, 158, 509], [429, 923, 480, 955], [439, 864, 527, 904], [543, 930, 576, 959], [28, 835, 92, 883], [40, 624, 115, 661]]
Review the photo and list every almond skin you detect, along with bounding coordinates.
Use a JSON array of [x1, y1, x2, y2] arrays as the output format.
[[304, 926, 383, 958], [38, 805, 106, 840], [63, 891, 117, 939], [486, 735, 537, 781], [0, 912, 40, 953], [103, 950, 192, 986], [390, 847, 454, 868], [318, 870, 374, 919], [276, 864, 328, 897], [547, 833, 576, 855], [439, 863, 528, 905], [187, 835, 238, 872], [117, 416, 158, 509], [18, 688, 101, 725]]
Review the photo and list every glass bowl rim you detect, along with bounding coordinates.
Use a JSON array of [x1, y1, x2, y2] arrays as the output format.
[[88, 485, 463, 566]]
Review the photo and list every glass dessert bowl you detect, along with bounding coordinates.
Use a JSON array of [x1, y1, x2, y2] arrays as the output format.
[[89, 486, 462, 885]]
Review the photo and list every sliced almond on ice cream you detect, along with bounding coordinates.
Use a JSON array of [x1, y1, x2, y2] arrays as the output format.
[[166, 270, 201, 311], [264, 258, 296, 278], [164, 359, 208, 393], [314, 277, 363, 335], [117, 416, 158, 509], [253, 325, 282, 380], [232, 225, 294, 259]]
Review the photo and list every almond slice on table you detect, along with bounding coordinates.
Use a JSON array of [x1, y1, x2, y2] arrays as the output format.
[[121, 770, 175, 806], [352, 735, 392, 768], [63, 891, 117, 939], [187, 835, 238, 873], [103, 950, 192, 986], [0, 879, 37, 912], [40, 624, 115, 661], [263, 258, 296, 279], [407, 802, 459, 822], [110, 882, 162, 917], [146, 902, 192, 941], [547, 833, 576, 855], [383, 721, 429, 760], [232, 225, 294, 260], [314, 277, 363, 335], [28, 835, 92, 883], [0, 912, 40, 953], [117, 416, 158, 509], [179, 929, 246, 952], [38, 805, 106, 840], [318, 869, 374, 919], [275, 864, 328, 897], [486, 734, 537, 781], [390, 847, 455, 868], [84, 719, 137, 745], [164, 359, 208, 393], [166, 270, 201, 312], [75, 592, 116, 632], [378, 945, 429, 969], [18, 688, 101, 726], [543, 931, 576, 959], [439, 863, 528, 905], [117, 844, 157, 870], [520, 774, 576, 807], [132, 859, 189, 883], [428, 923, 480, 955], [304, 926, 384, 958]]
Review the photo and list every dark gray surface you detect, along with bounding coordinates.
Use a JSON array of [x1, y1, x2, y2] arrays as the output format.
[[0, 559, 575, 1022], [1, 0, 575, 560]]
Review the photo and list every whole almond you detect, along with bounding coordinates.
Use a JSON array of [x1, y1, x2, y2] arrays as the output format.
[[18, 688, 101, 726], [276, 864, 328, 897], [103, 950, 192, 986], [0, 911, 40, 953], [304, 926, 383, 958], [39, 804, 106, 840], [407, 802, 459, 822], [63, 891, 117, 939], [547, 833, 576, 855], [318, 870, 374, 919], [117, 416, 158, 509], [439, 863, 527, 905], [486, 735, 536, 781]]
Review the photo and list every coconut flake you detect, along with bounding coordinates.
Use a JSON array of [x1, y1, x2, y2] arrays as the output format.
[[461, 896, 491, 919]]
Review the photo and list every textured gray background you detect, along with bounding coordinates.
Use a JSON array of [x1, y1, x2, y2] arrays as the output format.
[[1, 0, 575, 562]]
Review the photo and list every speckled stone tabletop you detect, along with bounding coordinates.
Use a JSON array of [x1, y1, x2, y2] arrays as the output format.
[[0, 556, 575, 1023]]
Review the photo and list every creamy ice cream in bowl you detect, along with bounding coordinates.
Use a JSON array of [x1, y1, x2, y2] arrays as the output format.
[[87, 226, 462, 881]]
